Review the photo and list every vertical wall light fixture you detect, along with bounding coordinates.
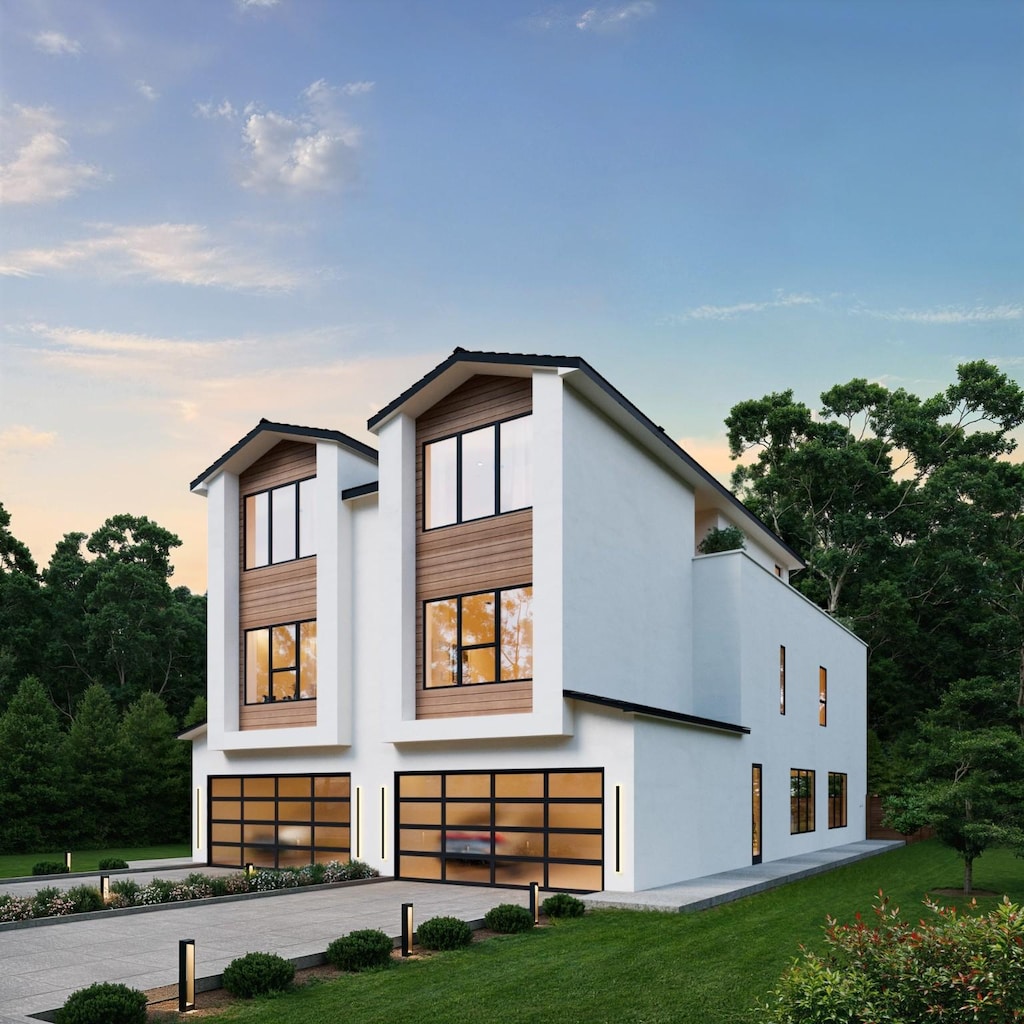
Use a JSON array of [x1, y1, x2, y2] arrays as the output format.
[[179, 938, 196, 1012], [614, 784, 623, 874], [401, 902, 414, 957], [380, 787, 388, 860], [354, 786, 362, 859], [529, 881, 540, 925]]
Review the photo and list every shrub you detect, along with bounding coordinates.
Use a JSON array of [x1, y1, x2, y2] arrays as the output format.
[[109, 879, 141, 906], [417, 915, 473, 950], [66, 885, 104, 913], [137, 878, 175, 905], [32, 861, 69, 876], [32, 885, 75, 918], [97, 857, 130, 870], [541, 892, 586, 918], [761, 892, 1024, 1023], [326, 929, 394, 971], [56, 982, 147, 1024], [484, 903, 534, 934], [221, 951, 295, 998], [321, 858, 380, 883], [0, 895, 35, 921]]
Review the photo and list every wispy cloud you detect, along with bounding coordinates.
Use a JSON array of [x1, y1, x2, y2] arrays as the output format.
[[1, 222, 300, 291], [854, 304, 1024, 325], [0, 105, 104, 204], [237, 0, 280, 9], [241, 79, 362, 195], [195, 99, 237, 120], [33, 31, 82, 55], [136, 81, 159, 101], [341, 81, 375, 96], [576, 2, 655, 31], [0, 425, 58, 454], [666, 292, 819, 323]]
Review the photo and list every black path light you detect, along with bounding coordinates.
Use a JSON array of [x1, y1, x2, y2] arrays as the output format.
[[179, 939, 196, 1012], [529, 882, 540, 925], [100, 875, 110, 902], [401, 902, 414, 957], [64, 851, 72, 871]]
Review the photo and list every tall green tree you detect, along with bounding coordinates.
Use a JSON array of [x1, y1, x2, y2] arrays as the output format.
[[0, 503, 44, 711]]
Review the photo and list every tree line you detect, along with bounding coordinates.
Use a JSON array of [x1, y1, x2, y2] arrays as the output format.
[[0, 509, 205, 852]]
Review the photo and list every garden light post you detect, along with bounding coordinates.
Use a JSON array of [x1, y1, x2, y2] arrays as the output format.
[[401, 902, 414, 957], [530, 882, 540, 925], [100, 875, 110, 902], [179, 939, 196, 1012]]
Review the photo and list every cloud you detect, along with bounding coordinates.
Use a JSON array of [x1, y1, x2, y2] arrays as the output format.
[[241, 79, 362, 194], [136, 81, 159, 101], [0, 425, 58, 454], [667, 292, 819, 323], [237, 0, 280, 8], [854, 304, 1024, 325], [195, 99, 237, 119], [341, 81, 375, 96], [576, 2, 655, 31], [33, 31, 82, 55], [2, 222, 300, 290], [0, 105, 104, 204]]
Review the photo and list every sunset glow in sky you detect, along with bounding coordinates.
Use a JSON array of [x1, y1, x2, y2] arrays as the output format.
[[2, 1, 1021, 592]]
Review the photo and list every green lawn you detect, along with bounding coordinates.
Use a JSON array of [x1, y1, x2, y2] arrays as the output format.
[[196, 841, 1024, 1024], [0, 843, 190, 878]]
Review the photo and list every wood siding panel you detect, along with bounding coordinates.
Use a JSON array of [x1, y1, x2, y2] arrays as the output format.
[[240, 558, 317, 629], [239, 701, 317, 730], [239, 440, 316, 494], [414, 375, 533, 719]]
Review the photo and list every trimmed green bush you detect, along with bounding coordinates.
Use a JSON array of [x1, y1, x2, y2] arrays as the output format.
[[32, 861, 68, 875], [222, 951, 296, 998], [417, 915, 473, 950], [56, 982, 147, 1024], [541, 893, 586, 918], [326, 929, 394, 971], [484, 903, 534, 934], [65, 885, 104, 913], [97, 857, 130, 870]]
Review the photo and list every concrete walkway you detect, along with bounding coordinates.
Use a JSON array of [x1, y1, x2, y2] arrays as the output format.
[[0, 840, 902, 1024]]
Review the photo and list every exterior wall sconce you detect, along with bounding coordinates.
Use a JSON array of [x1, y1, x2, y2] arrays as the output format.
[[100, 875, 110, 902], [529, 881, 540, 925], [401, 902, 414, 957], [179, 938, 196, 1012], [64, 851, 72, 871]]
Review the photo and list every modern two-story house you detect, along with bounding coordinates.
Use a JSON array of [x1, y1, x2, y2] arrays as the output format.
[[184, 350, 867, 893]]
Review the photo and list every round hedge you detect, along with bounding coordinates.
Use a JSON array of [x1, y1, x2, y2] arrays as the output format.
[[326, 929, 394, 971], [417, 915, 473, 950], [484, 903, 534, 934], [221, 951, 295, 997], [57, 982, 147, 1024]]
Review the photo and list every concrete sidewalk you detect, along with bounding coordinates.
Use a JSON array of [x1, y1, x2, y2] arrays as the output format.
[[0, 840, 902, 1024]]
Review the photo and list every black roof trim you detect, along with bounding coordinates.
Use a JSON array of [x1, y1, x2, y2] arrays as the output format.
[[190, 419, 378, 491], [564, 689, 750, 735], [341, 481, 380, 500], [366, 348, 803, 567]]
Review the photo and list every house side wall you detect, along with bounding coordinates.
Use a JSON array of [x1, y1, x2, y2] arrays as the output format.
[[560, 387, 695, 714]]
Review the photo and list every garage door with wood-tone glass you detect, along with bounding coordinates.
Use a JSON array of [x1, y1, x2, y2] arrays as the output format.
[[208, 773, 350, 868], [397, 768, 603, 891]]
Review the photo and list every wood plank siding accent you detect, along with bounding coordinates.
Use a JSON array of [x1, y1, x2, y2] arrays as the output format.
[[238, 441, 318, 730], [415, 375, 533, 719]]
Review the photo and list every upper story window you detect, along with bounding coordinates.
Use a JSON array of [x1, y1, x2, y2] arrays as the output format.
[[779, 645, 786, 715], [245, 619, 317, 703], [819, 666, 828, 726], [424, 585, 533, 688], [245, 477, 316, 568], [423, 414, 532, 529]]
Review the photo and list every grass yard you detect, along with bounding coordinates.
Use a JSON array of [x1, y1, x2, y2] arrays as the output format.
[[0, 843, 190, 878], [195, 841, 1024, 1024]]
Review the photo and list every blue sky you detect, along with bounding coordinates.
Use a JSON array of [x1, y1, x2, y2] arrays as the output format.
[[1, 0, 1021, 592]]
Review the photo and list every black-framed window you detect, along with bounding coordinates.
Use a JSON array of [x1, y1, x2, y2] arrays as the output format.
[[828, 772, 847, 828], [245, 620, 317, 703], [819, 666, 828, 726], [779, 645, 786, 715], [424, 586, 533, 688], [790, 768, 815, 834], [752, 764, 763, 864], [244, 477, 316, 568], [423, 414, 532, 529]]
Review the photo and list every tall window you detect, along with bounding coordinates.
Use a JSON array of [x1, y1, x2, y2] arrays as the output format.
[[751, 764, 763, 864], [245, 478, 316, 568], [819, 666, 828, 726], [245, 620, 317, 703], [790, 768, 815, 834], [828, 772, 847, 828], [779, 646, 786, 715], [425, 586, 533, 688], [424, 415, 532, 529]]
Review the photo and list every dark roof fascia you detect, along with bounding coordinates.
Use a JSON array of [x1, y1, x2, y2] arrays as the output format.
[[341, 481, 380, 500], [366, 348, 804, 568], [564, 689, 750, 735], [190, 419, 378, 492]]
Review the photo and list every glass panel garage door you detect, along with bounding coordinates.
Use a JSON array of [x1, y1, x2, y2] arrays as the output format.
[[397, 768, 603, 892], [209, 774, 350, 868]]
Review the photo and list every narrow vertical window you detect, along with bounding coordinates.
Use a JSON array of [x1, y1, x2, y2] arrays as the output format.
[[424, 436, 458, 529], [751, 764, 762, 864], [828, 772, 847, 829], [298, 478, 316, 558], [271, 486, 297, 563], [790, 768, 815, 834], [819, 666, 827, 726], [499, 415, 532, 513], [779, 646, 786, 715], [460, 426, 497, 521]]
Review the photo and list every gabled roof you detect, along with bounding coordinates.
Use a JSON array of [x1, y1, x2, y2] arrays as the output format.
[[190, 419, 378, 494], [367, 348, 804, 570]]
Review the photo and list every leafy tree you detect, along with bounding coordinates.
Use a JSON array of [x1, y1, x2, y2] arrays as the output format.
[[697, 526, 745, 554], [884, 676, 1024, 894], [0, 677, 69, 851], [0, 503, 44, 711]]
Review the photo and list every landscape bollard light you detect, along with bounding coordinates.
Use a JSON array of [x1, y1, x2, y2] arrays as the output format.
[[64, 851, 72, 871], [100, 875, 110, 902], [179, 939, 196, 1012], [401, 902, 414, 957], [245, 862, 255, 877], [529, 882, 540, 925]]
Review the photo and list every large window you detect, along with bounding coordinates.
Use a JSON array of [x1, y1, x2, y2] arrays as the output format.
[[819, 666, 828, 726], [397, 768, 603, 891], [790, 768, 815, 834], [245, 477, 316, 568], [828, 772, 847, 828], [245, 620, 317, 703], [425, 586, 533, 688], [424, 415, 532, 529]]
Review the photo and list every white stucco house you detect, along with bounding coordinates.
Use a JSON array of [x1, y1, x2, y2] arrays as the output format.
[[183, 350, 867, 893]]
